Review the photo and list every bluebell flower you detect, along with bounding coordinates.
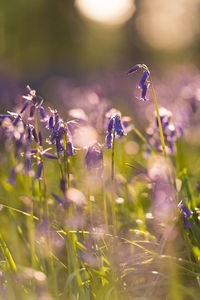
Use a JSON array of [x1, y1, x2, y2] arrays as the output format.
[[107, 117, 114, 133], [178, 203, 192, 218], [48, 116, 54, 129], [67, 141, 74, 156], [114, 115, 125, 137], [182, 213, 191, 229], [127, 64, 150, 102], [56, 136, 64, 152], [39, 106, 46, 120], [42, 152, 58, 160], [140, 83, 149, 101], [20, 100, 30, 114], [85, 143, 103, 170], [29, 105, 35, 119], [106, 133, 113, 149], [32, 128, 39, 143], [39, 131, 43, 146], [12, 115, 20, 126], [126, 64, 142, 75], [138, 71, 149, 89], [34, 161, 43, 180]]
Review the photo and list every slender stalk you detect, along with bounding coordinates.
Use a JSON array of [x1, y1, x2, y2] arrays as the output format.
[[149, 74, 166, 156], [111, 132, 116, 181]]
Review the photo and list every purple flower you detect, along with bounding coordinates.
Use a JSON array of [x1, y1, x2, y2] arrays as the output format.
[[20, 100, 30, 114], [67, 141, 74, 156], [27, 125, 32, 142], [138, 71, 149, 89], [140, 83, 149, 101], [43, 152, 58, 159], [39, 106, 46, 120], [29, 105, 35, 118], [48, 116, 54, 129], [178, 203, 192, 218], [107, 117, 114, 133], [0, 114, 12, 119], [39, 131, 42, 146], [34, 161, 43, 180], [126, 64, 142, 75], [32, 128, 38, 143], [182, 213, 191, 229], [106, 133, 113, 149], [85, 144, 103, 169], [114, 115, 125, 136], [12, 115, 20, 126], [56, 136, 63, 152], [51, 192, 65, 205]]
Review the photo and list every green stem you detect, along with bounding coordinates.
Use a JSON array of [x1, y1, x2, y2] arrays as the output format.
[[111, 133, 116, 181], [149, 74, 166, 156]]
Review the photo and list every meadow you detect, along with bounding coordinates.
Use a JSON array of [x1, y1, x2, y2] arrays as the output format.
[[0, 64, 200, 300]]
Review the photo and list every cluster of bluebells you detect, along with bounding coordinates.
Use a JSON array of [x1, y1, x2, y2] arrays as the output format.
[[127, 64, 150, 101], [145, 107, 183, 155], [105, 114, 126, 149], [178, 203, 192, 229], [0, 86, 76, 185]]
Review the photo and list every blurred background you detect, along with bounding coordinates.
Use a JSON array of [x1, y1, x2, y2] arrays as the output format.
[[0, 0, 200, 111]]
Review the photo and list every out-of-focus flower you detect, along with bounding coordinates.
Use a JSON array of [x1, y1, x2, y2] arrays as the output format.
[[146, 107, 183, 155], [85, 143, 103, 170]]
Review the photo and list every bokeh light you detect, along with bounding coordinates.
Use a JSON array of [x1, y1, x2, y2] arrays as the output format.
[[75, 0, 136, 25], [136, 0, 200, 50]]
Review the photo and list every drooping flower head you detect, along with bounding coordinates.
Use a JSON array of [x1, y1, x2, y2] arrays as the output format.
[[127, 64, 150, 101]]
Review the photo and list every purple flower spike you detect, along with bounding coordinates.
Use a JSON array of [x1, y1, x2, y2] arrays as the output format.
[[138, 71, 149, 89], [107, 117, 114, 133], [20, 100, 29, 114], [29, 105, 35, 118], [48, 116, 54, 129], [12, 115, 20, 126], [106, 133, 113, 149], [34, 161, 43, 180], [39, 106, 46, 119], [178, 203, 192, 218], [126, 64, 142, 75], [182, 213, 191, 229]]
